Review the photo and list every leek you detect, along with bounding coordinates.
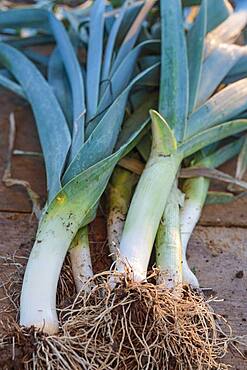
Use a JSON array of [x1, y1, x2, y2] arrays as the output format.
[[180, 138, 244, 288], [156, 182, 184, 288]]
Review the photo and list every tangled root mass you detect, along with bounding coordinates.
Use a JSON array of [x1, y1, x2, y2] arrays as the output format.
[[0, 273, 231, 370]]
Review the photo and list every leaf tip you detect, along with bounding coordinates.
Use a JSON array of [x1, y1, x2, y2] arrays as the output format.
[[150, 110, 177, 156]]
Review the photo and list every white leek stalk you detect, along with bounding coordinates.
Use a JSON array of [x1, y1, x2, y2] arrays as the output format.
[[117, 111, 182, 281], [180, 177, 209, 288], [156, 183, 184, 288], [69, 226, 93, 293], [107, 166, 137, 259], [20, 210, 77, 334], [180, 137, 243, 287]]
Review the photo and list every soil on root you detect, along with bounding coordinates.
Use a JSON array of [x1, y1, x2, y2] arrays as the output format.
[[0, 273, 233, 370], [0, 255, 77, 369], [0, 213, 109, 324], [0, 323, 38, 370], [0, 216, 241, 369], [0, 215, 111, 369]]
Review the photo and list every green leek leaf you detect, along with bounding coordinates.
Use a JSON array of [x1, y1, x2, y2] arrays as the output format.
[[111, 0, 155, 75], [187, 0, 207, 113], [101, 2, 126, 88], [206, 0, 232, 33], [63, 62, 160, 183], [206, 191, 235, 204], [0, 73, 26, 98], [187, 78, 247, 137], [0, 42, 71, 201], [180, 119, 247, 157], [159, 0, 188, 142], [86, 0, 105, 121], [86, 40, 160, 137], [9, 34, 54, 48], [48, 48, 73, 133], [0, 9, 85, 160], [44, 114, 147, 231], [196, 137, 244, 168], [116, 93, 158, 150], [197, 44, 242, 106], [224, 49, 247, 84]]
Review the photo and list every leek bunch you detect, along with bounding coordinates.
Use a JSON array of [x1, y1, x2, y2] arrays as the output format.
[[0, 0, 247, 369], [0, 0, 159, 333]]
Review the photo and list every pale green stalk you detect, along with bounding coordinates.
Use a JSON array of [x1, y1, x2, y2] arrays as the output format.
[[180, 138, 244, 287], [117, 111, 182, 281], [156, 182, 184, 288], [180, 177, 209, 287]]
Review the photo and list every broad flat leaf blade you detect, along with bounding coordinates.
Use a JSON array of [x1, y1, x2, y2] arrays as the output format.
[[206, 0, 232, 33], [225, 48, 247, 84], [48, 13, 85, 160], [0, 9, 85, 160], [196, 137, 244, 168], [0, 42, 71, 201], [180, 119, 247, 157], [44, 114, 148, 232], [115, 2, 142, 45], [0, 8, 49, 29], [187, 0, 207, 113], [206, 191, 235, 205], [111, 0, 156, 75], [139, 55, 160, 70], [63, 62, 160, 183], [86, 0, 105, 121], [187, 78, 247, 137], [0, 73, 25, 98], [8, 34, 54, 48], [99, 40, 159, 113], [23, 49, 49, 66], [87, 40, 160, 137], [48, 47, 73, 132], [197, 44, 243, 107], [159, 0, 189, 142], [101, 2, 127, 88], [116, 93, 158, 150]]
